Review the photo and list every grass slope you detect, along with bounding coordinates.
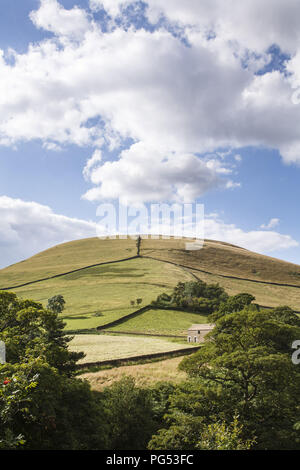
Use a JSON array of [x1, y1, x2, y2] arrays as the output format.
[[12, 258, 194, 330], [1, 237, 300, 332], [70, 334, 194, 364], [141, 238, 300, 286], [0, 237, 136, 288], [108, 308, 209, 336], [80, 356, 187, 390], [189, 269, 300, 311]]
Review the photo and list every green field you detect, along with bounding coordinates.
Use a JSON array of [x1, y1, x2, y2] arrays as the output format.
[[13, 258, 194, 330], [141, 237, 300, 285], [188, 269, 300, 311], [80, 356, 187, 390], [108, 308, 209, 336], [70, 334, 195, 364], [0, 237, 137, 288], [1, 236, 300, 336]]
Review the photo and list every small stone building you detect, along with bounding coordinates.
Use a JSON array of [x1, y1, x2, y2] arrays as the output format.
[[187, 324, 215, 343]]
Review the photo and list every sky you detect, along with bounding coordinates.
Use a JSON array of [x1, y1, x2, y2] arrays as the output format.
[[1, 0, 300, 268]]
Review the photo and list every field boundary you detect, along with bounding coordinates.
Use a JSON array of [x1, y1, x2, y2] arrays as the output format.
[[102, 330, 184, 338], [96, 305, 152, 330], [75, 345, 201, 369], [3, 251, 300, 292], [0, 255, 139, 291], [141, 254, 300, 289]]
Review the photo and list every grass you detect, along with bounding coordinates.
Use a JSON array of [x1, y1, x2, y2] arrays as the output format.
[[108, 308, 210, 336], [70, 334, 195, 364], [80, 356, 188, 390], [12, 258, 194, 330], [188, 269, 300, 310], [141, 237, 300, 286], [0, 237, 137, 288], [2, 236, 300, 333]]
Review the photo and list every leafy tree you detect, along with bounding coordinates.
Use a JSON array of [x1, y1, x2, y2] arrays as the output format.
[[136, 298, 143, 305], [47, 295, 65, 314], [0, 291, 107, 450], [179, 308, 300, 449], [101, 376, 157, 450], [150, 307, 300, 450], [154, 280, 228, 314], [210, 292, 257, 321], [196, 415, 255, 450]]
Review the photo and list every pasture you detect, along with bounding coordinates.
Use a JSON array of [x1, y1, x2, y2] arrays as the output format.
[[70, 334, 195, 364]]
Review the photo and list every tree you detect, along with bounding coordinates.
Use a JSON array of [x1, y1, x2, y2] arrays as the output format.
[[47, 295, 65, 314], [101, 377, 157, 450], [0, 291, 107, 449], [210, 293, 257, 321], [196, 415, 255, 450], [136, 235, 142, 256], [179, 308, 300, 449], [136, 298, 143, 305], [150, 306, 300, 450]]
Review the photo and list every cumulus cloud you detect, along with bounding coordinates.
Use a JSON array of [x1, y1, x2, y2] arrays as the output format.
[[83, 149, 102, 181], [204, 214, 297, 253], [1, 0, 300, 202], [30, 0, 92, 40], [0, 196, 97, 268], [260, 218, 280, 230], [82, 142, 237, 204], [91, 0, 300, 54]]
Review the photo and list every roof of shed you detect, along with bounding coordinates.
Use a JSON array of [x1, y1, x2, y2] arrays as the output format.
[[188, 324, 215, 331]]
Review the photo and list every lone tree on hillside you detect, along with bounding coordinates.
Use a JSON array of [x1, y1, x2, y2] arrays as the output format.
[[47, 294, 66, 314], [136, 235, 142, 256]]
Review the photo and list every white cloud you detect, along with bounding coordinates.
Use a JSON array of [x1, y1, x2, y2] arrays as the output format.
[[0, 0, 300, 203], [91, 0, 300, 54], [205, 215, 297, 253], [0, 196, 97, 268], [260, 218, 280, 230], [30, 0, 92, 40], [82, 142, 238, 204], [83, 149, 102, 180]]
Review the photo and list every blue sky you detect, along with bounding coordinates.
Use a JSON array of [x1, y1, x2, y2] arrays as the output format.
[[1, 0, 300, 267]]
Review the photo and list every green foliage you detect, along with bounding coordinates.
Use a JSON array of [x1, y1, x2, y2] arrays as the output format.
[[177, 308, 300, 449], [153, 280, 228, 314], [0, 291, 82, 373], [210, 292, 257, 321], [0, 290, 107, 450], [101, 376, 157, 450], [47, 294, 65, 314], [196, 415, 255, 450]]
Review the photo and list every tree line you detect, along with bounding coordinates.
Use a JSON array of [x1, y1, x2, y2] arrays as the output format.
[[1, 279, 300, 450]]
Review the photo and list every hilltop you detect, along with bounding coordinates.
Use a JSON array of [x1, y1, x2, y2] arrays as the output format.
[[0, 236, 300, 333]]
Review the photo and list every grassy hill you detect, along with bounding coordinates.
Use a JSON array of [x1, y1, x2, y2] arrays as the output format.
[[141, 238, 300, 285], [1, 236, 300, 334], [0, 237, 137, 288], [11, 257, 194, 330]]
